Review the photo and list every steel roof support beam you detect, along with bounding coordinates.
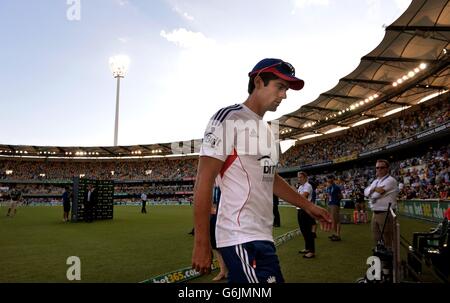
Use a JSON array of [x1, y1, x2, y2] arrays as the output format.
[[100, 147, 117, 156], [321, 93, 360, 100], [341, 78, 391, 86], [287, 56, 450, 138], [279, 123, 304, 131], [361, 56, 440, 63], [386, 26, 450, 32], [285, 114, 318, 122], [301, 105, 340, 112]]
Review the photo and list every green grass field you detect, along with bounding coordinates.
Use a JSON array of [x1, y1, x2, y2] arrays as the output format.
[[0, 205, 435, 283]]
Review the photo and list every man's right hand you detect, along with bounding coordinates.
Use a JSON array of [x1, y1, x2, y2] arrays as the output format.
[[306, 204, 332, 232], [192, 243, 212, 275], [191, 156, 223, 275]]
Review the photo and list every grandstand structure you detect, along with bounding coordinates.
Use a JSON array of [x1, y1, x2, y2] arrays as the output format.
[[0, 0, 449, 207], [277, 0, 450, 139]]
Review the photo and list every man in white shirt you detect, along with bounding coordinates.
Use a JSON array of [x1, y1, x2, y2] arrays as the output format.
[[192, 58, 332, 283], [297, 171, 316, 258], [364, 159, 399, 249]]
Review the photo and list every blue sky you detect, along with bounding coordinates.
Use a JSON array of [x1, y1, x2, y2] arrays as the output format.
[[0, 0, 411, 147]]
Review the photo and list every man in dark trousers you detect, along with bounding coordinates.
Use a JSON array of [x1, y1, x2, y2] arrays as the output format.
[[297, 171, 316, 258], [62, 186, 71, 222], [273, 195, 281, 227], [84, 184, 98, 223], [309, 176, 318, 238]]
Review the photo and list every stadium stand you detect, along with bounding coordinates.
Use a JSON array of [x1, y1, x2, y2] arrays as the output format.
[[0, 95, 448, 204], [0, 0, 449, 210], [281, 96, 449, 168]]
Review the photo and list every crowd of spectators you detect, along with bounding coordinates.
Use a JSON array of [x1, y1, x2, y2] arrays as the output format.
[[114, 196, 192, 205], [114, 184, 194, 196], [281, 99, 449, 167], [0, 158, 198, 181], [288, 144, 449, 201]]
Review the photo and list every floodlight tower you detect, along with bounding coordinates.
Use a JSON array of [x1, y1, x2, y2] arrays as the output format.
[[109, 55, 130, 146]]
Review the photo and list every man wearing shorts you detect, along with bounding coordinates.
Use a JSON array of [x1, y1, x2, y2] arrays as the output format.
[[326, 175, 343, 241], [192, 58, 332, 283]]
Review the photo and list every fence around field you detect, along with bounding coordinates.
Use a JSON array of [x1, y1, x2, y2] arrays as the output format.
[[397, 199, 449, 223], [0, 200, 192, 207], [141, 229, 301, 283], [4, 199, 447, 222], [285, 199, 449, 223]]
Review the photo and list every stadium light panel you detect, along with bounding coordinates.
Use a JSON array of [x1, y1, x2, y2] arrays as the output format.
[[299, 134, 323, 141], [352, 118, 378, 127], [324, 126, 349, 134], [382, 106, 411, 117], [417, 90, 449, 104]]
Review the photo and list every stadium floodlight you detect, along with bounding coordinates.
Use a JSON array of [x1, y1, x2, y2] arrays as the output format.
[[109, 55, 130, 77], [109, 55, 130, 146]]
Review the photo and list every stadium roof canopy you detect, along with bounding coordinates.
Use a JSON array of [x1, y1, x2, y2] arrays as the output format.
[[277, 0, 450, 140], [0, 141, 201, 159]]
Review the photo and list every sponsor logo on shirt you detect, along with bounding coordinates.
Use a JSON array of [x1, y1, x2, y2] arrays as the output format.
[[259, 155, 277, 182], [204, 131, 221, 148]]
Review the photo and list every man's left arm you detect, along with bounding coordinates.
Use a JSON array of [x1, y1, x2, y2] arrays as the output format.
[[273, 174, 331, 230]]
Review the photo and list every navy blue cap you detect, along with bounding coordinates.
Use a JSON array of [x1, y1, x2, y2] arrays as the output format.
[[248, 58, 304, 90]]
